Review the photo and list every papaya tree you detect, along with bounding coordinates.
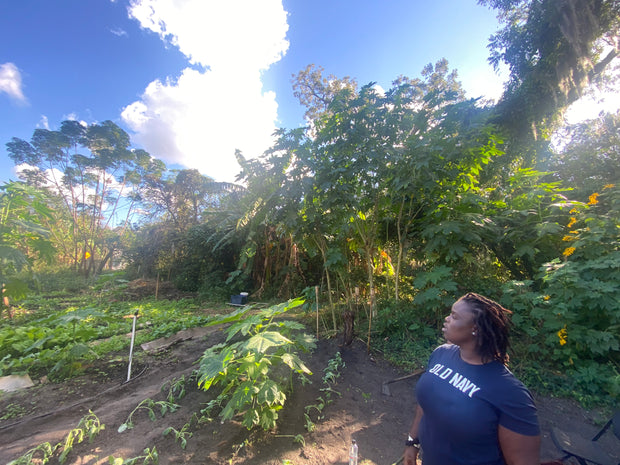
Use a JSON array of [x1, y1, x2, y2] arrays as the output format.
[[0, 181, 55, 313]]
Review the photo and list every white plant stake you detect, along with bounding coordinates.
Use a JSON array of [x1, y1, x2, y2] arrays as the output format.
[[126, 310, 139, 382]]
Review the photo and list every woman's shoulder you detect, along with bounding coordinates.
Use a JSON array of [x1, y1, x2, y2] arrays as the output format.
[[429, 343, 459, 360], [433, 343, 458, 354]]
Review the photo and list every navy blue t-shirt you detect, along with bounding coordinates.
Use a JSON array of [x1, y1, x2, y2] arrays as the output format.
[[416, 344, 539, 465]]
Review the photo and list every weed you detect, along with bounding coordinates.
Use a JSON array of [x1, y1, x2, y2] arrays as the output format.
[[1, 402, 26, 420]]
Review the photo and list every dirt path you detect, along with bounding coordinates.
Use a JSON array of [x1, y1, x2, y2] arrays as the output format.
[[0, 329, 615, 465]]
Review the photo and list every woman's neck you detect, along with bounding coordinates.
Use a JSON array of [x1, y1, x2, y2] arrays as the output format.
[[458, 342, 484, 365]]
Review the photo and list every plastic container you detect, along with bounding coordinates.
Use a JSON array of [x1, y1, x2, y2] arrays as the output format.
[[230, 294, 247, 305], [349, 439, 358, 465]]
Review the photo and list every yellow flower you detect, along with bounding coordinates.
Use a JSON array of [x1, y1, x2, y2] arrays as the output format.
[[570, 230, 578, 234], [587, 192, 599, 205], [569, 208, 578, 214], [603, 184, 615, 189], [557, 326, 567, 346], [567, 217, 577, 228], [562, 235, 575, 241], [563, 247, 576, 257], [543, 295, 550, 301]]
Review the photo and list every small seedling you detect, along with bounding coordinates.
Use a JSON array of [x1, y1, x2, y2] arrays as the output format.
[[118, 399, 179, 433], [303, 413, 316, 432], [163, 423, 193, 449], [108, 447, 159, 465], [274, 434, 306, 447], [7, 443, 55, 465], [161, 375, 187, 403], [7, 411, 104, 465], [59, 411, 105, 463]]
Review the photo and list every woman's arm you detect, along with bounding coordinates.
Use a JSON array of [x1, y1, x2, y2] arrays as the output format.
[[498, 424, 540, 465], [403, 405, 424, 465]]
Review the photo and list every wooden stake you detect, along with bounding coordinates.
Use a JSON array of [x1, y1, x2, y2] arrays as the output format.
[[315, 285, 320, 340], [367, 288, 374, 353], [155, 272, 160, 300]]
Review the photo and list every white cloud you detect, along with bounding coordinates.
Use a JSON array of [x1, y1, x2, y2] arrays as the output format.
[[123, 0, 289, 182], [62, 112, 89, 126], [37, 115, 50, 129], [110, 27, 128, 37], [0, 62, 27, 103]]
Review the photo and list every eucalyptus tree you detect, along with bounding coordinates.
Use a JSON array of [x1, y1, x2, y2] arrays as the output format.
[[6, 120, 163, 276]]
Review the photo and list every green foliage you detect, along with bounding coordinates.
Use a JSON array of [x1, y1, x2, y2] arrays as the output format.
[[196, 298, 315, 430], [0, 287, 215, 381], [0, 181, 55, 304], [481, 0, 620, 144], [499, 185, 620, 404], [372, 331, 437, 374]]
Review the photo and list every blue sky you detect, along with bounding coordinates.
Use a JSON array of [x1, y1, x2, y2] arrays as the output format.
[[1, 0, 617, 184]]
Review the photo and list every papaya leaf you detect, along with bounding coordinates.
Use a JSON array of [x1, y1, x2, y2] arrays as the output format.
[[256, 379, 286, 405], [204, 305, 252, 326], [226, 314, 263, 341], [281, 353, 312, 374], [244, 331, 291, 353]]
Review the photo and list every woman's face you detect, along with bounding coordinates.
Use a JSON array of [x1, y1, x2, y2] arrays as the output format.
[[442, 300, 476, 345]]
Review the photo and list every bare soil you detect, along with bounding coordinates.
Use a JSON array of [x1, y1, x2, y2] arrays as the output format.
[[0, 321, 616, 465]]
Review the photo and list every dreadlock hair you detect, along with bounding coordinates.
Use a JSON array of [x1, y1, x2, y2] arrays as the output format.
[[458, 292, 512, 366]]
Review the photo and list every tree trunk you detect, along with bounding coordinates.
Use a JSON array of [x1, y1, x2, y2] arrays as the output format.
[[97, 248, 115, 274]]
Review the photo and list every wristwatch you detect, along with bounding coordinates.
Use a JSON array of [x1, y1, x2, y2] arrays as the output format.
[[405, 435, 420, 449]]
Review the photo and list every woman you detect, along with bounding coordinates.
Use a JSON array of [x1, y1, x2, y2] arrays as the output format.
[[403, 293, 540, 465]]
